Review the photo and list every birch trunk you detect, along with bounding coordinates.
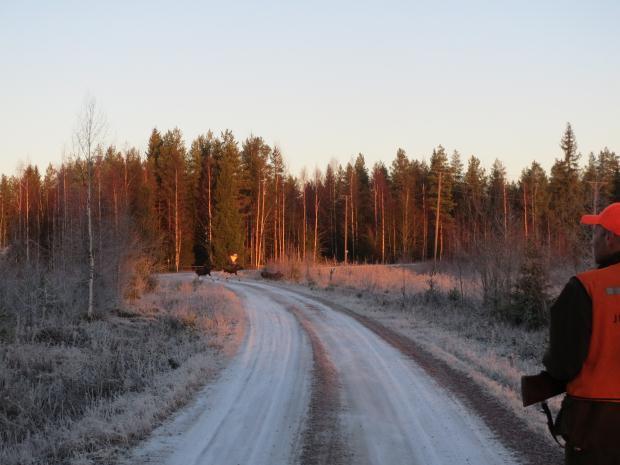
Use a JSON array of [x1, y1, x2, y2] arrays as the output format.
[[87, 159, 95, 317]]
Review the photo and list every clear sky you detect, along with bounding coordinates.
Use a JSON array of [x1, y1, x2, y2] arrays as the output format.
[[1, 0, 618, 180]]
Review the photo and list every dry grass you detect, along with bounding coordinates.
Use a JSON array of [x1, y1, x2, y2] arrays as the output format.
[[0, 273, 245, 465], [265, 259, 481, 298]]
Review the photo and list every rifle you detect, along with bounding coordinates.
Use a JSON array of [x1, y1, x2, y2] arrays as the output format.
[[521, 371, 566, 407], [521, 371, 567, 446]]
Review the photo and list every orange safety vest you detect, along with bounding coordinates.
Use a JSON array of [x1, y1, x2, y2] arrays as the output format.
[[568, 262, 620, 401]]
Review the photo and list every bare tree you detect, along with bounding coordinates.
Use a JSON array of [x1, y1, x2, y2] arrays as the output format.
[[313, 167, 321, 262], [75, 97, 106, 318]]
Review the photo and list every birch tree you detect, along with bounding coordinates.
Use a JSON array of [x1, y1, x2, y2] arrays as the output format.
[[75, 97, 106, 318]]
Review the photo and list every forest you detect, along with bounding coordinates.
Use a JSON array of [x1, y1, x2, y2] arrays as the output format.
[[1, 122, 616, 275], [0, 119, 615, 462]]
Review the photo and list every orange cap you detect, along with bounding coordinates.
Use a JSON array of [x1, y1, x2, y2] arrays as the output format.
[[581, 203, 620, 235]]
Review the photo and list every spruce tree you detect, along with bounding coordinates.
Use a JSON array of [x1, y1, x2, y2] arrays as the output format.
[[505, 242, 550, 328], [190, 132, 216, 270], [212, 131, 244, 268], [549, 123, 583, 256]]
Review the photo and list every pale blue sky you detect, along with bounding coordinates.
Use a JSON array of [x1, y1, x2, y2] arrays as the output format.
[[1, 0, 618, 180]]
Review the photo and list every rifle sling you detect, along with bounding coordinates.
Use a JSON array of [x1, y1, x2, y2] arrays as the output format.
[[541, 401, 564, 448]]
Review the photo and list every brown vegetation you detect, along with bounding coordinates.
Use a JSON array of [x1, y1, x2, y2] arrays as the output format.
[[0, 274, 245, 465]]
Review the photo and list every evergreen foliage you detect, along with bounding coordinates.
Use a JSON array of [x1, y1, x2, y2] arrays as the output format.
[[0, 121, 616, 272], [211, 131, 244, 268], [503, 243, 551, 329]]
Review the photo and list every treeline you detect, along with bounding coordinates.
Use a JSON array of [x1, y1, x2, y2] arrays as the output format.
[[1, 123, 617, 275]]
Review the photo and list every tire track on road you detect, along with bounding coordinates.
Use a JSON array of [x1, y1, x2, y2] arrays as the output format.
[[266, 283, 563, 465], [286, 304, 350, 465], [247, 281, 520, 465]]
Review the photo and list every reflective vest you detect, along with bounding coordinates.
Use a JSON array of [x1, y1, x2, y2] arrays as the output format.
[[568, 263, 620, 401]]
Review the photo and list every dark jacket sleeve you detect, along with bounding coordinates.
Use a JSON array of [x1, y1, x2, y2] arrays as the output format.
[[543, 277, 592, 382]]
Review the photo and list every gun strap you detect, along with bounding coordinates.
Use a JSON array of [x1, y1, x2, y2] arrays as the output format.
[[541, 401, 564, 448]]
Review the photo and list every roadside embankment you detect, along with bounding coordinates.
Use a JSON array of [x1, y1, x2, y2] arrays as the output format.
[[0, 273, 245, 465]]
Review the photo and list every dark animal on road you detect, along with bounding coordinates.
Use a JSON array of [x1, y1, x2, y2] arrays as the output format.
[[223, 263, 242, 275], [195, 265, 211, 277], [261, 270, 283, 280]]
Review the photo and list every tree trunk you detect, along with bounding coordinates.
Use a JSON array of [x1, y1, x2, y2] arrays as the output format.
[[255, 177, 261, 267], [87, 159, 95, 318], [503, 182, 507, 240], [422, 183, 427, 261], [314, 187, 319, 262], [523, 183, 528, 240], [208, 160, 212, 243], [381, 190, 385, 264], [303, 183, 307, 261], [433, 172, 442, 264], [274, 174, 278, 261], [374, 184, 378, 254], [25, 176, 30, 264], [344, 195, 348, 265], [259, 178, 266, 267], [174, 169, 181, 272]]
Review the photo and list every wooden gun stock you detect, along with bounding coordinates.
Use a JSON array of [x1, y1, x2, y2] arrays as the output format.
[[521, 371, 566, 407]]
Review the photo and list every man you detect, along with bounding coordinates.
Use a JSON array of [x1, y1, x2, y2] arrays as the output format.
[[544, 202, 620, 464]]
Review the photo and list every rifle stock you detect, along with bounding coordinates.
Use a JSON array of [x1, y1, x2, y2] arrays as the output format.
[[521, 371, 566, 407]]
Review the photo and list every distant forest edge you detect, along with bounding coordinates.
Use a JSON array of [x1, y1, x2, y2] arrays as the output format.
[[0, 122, 617, 273]]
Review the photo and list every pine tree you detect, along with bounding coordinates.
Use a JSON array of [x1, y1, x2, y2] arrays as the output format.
[[270, 146, 285, 261], [428, 146, 454, 261], [595, 148, 618, 208], [323, 162, 338, 260], [158, 129, 190, 271], [462, 156, 487, 250], [240, 136, 271, 267], [487, 159, 508, 238], [520, 161, 549, 243], [371, 162, 390, 262], [390, 148, 413, 260]]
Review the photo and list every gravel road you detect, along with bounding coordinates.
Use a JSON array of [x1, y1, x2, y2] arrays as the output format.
[[127, 275, 523, 465]]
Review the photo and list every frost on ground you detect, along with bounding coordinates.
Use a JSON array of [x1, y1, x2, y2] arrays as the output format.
[[257, 262, 565, 450], [125, 281, 313, 465], [129, 278, 521, 465], [0, 273, 245, 465]]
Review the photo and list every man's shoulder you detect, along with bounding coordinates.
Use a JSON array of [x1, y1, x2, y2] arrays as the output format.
[[563, 276, 589, 295], [575, 262, 620, 290], [551, 276, 591, 310]]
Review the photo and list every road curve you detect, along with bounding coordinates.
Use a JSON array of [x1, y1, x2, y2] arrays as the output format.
[[127, 281, 313, 465], [245, 281, 519, 465], [128, 277, 519, 465]]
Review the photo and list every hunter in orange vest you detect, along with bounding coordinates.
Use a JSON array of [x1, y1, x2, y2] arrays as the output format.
[[544, 202, 620, 465]]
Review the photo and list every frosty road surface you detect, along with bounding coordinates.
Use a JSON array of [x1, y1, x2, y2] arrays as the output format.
[[129, 277, 518, 465]]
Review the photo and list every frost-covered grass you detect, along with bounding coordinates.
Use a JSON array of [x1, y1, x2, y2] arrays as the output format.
[[259, 261, 560, 443], [265, 259, 481, 298], [0, 274, 245, 465]]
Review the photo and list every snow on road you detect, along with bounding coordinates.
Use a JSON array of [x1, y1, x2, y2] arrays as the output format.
[[127, 282, 312, 465], [246, 282, 518, 465], [127, 277, 519, 465]]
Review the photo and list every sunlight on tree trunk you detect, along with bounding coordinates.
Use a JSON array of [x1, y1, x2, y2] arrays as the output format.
[[75, 96, 106, 318]]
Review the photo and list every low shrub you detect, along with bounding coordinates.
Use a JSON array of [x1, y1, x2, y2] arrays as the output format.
[[502, 244, 551, 329], [0, 275, 244, 465]]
